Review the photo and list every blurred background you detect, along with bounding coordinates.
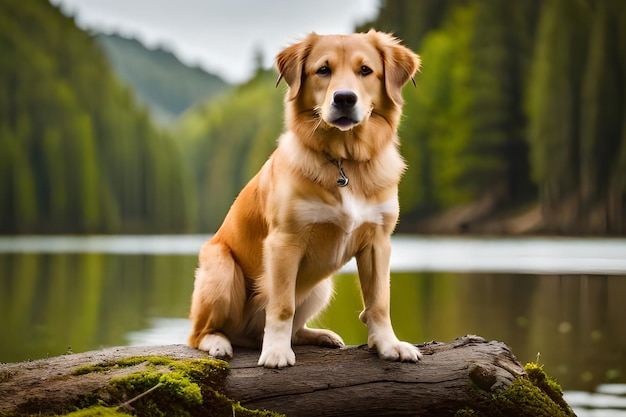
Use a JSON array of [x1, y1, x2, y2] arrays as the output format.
[[1, 0, 625, 415], [2, 0, 624, 235]]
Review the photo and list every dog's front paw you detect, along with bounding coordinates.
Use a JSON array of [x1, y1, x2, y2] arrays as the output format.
[[258, 345, 296, 368], [377, 341, 422, 363], [198, 333, 233, 359]]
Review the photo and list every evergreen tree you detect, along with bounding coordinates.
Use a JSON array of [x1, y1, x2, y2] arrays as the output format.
[[466, 1, 537, 204], [398, 4, 476, 216], [580, 0, 625, 231], [360, 0, 455, 50], [526, 0, 591, 230], [0, 0, 197, 233], [177, 70, 283, 231]]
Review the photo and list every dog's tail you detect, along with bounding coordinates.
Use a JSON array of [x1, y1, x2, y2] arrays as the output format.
[[188, 242, 246, 348]]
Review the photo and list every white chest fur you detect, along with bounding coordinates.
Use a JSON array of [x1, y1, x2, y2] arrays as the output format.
[[294, 190, 398, 234]]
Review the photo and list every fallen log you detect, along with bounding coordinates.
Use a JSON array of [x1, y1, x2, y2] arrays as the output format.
[[0, 335, 575, 416]]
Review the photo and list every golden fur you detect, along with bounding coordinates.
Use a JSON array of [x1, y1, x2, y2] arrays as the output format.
[[189, 30, 421, 368]]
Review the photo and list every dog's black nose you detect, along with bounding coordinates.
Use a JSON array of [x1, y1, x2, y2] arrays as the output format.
[[332, 90, 357, 108]]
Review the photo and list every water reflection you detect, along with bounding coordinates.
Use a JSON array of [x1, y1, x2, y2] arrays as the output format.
[[1, 251, 624, 394], [0, 253, 196, 361], [314, 272, 626, 393], [1, 246, 625, 414]]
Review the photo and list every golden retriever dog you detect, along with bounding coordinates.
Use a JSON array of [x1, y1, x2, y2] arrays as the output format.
[[189, 30, 421, 368]]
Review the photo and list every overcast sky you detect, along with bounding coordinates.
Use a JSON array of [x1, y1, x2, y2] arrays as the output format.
[[49, 0, 380, 83]]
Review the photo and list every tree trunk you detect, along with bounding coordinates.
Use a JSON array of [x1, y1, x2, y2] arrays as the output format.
[[0, 335, 573, 416], [225, 335, 524, 416]]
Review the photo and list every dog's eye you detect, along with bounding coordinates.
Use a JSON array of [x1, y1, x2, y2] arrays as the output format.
[[360, 65, 373, 76], [316, 66, 331, 76]]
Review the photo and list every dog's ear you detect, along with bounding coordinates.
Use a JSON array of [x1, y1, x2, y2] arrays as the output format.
[[369, 30, 421, 106], [276, 33, 317, 101]]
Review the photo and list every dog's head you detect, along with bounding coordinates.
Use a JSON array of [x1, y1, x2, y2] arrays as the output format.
[[276, 30, 420, 159]]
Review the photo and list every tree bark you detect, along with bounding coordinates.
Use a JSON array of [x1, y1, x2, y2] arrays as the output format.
[[0, 335, 535, 416], [225, 335, 525, 416]]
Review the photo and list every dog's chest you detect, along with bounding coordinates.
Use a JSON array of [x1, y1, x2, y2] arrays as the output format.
[[294, 191, 398, 233]]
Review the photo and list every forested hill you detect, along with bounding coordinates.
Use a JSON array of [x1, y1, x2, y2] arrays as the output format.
[[95, 34, 229, 125], [3, 0, 625, 235], [0, 0, 197, 234]]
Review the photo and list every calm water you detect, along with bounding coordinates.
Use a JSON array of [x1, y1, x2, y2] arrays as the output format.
[[1, 235, 625, 415]]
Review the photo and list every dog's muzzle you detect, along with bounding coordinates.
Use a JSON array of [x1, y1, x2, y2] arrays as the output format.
[[328, 90, 360, 130]]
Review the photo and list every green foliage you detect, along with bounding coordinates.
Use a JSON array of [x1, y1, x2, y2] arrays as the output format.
[[5, 0, 624, 234], [177, 70, 283, 231], [397, 2, 536, 220], [358, 0, 454, 51], [526, 0, 626, 233], [368, 0, 625, 233], [466, 1, 536, 203], [0, 125, 38, 232], [578, 0, 626, 231], [399, 4, 476, 214], [0, 0, 197, 234], [526, 0, 589, 209]]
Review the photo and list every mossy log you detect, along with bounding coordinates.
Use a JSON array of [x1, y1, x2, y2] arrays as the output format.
[[0, 335, 575, 416]]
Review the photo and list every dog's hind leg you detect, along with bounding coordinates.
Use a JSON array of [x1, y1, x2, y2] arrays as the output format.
[[292, 279, 345, 348], [188, 242, 246, 358]]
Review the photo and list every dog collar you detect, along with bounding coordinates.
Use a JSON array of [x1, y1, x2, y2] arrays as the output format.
[[329, 158, 349, 187]]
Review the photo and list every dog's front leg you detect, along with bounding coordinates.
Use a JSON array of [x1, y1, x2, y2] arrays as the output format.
[[356, 233, 422, 362], [258, 231, 303, 368]]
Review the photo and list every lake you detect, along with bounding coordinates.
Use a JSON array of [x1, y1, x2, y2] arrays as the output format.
[[1, 235, 625, 416]]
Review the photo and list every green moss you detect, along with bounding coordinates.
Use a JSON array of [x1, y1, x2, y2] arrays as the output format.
[[62, 406, 133, 416], [525, 362, 572, 412], [63, 356, 282, 417], [71, 356, 183, 376], [455, 363, 576, 417], [109, 370, 201, 416]]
